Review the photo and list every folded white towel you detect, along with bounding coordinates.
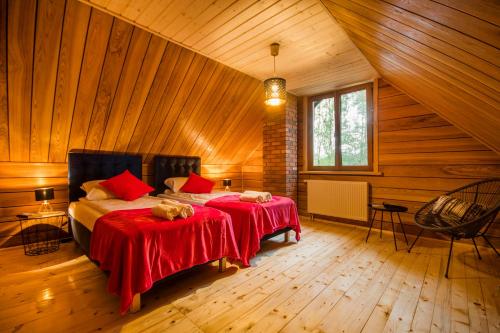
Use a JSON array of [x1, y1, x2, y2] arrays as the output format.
[[151, 204, 180, 221], [240, 193, 267, 203], [161, 199, 194, 218], [161, 202, 187, 219], [243, 190, 272, 202]]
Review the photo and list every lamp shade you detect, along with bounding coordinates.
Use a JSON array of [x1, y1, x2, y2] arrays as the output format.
[[35, 187, 54, 201], [222, 179, 232, 187], [264, 77, 286, 106]]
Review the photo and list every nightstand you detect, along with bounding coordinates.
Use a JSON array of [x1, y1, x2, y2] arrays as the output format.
[[16, 211, 67, 256], [366, 203, 409, 251]]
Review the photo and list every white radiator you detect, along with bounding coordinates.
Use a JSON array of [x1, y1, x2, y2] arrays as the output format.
[[306, 180, 368, 222]]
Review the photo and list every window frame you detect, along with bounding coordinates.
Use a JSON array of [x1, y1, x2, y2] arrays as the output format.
[[307, 82, 373, 171]]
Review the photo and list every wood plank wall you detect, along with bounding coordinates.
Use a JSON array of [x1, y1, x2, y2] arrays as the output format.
[[0, 161, 244, 246], [0, 0, 265, 247], [79, 0, 378, 96], [298, 80, 500, 238], [242, 145, 264, 192], [321, 0, 500, 153]]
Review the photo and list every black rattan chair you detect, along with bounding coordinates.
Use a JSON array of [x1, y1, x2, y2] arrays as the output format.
[[408, 178, 500, 278]]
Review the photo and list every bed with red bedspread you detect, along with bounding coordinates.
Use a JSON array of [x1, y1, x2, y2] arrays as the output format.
[[90, 206, 240, 314], [205, 195, 301, 266], [152, 154, 302, 267]]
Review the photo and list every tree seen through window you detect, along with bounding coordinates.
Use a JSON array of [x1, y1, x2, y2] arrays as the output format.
[[308, 83, 372, 171]]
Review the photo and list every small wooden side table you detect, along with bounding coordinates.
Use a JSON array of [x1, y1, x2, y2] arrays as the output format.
[[16, 211, 67, 256], [366, 203, 409, 250]]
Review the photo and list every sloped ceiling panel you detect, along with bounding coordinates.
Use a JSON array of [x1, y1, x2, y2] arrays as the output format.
[[1, 0, 264, 165], [79, 0, 378, 96], [321, 0, 500, 153]]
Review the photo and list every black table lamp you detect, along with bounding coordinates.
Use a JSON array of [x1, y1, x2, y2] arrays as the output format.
[[35, 187, 54, 213], [223, 179, 231, 192]]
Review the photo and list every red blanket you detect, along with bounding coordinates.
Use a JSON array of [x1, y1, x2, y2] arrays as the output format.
[[90, 206, 240, 314], [205, 195, 301, 266]]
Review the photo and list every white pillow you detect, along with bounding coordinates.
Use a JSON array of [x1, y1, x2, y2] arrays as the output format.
[[85, 186, 116, 201], [80, 179, 106, 193], [164, 177, 188, 193]]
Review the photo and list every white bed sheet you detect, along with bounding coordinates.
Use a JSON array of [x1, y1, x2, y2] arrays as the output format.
[[68, 196, 163, 231], [68, 201, 103, 232], [157, 191, 240, 206], [79, 196, 162, 214]]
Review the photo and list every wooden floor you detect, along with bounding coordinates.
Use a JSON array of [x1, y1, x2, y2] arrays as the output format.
[[0, 218, 499, 333]]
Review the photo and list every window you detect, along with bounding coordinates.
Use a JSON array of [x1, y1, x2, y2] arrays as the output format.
[[307, 83, 373, 171]]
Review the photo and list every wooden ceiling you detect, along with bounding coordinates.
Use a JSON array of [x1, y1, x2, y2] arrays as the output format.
[[2, 0, 264, 165], [79, 0, 378, 96], [321, 0, 500, 153]]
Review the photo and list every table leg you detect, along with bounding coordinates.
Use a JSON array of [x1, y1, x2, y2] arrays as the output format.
[[397, 212, 409, 245], [390, 212, 397, 251], [380, 211, 384, 238], [365, 210, 377, 242]]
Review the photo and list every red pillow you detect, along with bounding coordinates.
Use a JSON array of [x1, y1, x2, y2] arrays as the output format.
[[180, 173, 214, 194], [99, 170, 154, 201]]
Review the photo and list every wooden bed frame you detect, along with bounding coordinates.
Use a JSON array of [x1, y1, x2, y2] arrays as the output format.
[[67, 150, 227, 313]]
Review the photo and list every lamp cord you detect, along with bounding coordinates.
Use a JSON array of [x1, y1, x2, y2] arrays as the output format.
[[273, 56, 276, 76]]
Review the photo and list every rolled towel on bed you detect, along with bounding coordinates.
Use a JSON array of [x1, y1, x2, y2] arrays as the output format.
[[240, 193, 267, 203], [151, 204, 180, 221], [161, 199, 194, 218], [243, 190, 272, 202]]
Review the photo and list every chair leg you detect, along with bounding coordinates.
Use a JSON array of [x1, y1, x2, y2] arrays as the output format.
[[471, 237, 482, 260], [390, 212, 397, 251], [408, 229, 423, 253], [365, 210, 377, 243], [380, 211, 384, 238], [445, 236, 454, 278], [482, 235, 500, 256], [397, 212, 409, 245]]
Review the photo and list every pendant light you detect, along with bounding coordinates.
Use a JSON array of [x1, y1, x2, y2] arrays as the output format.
[[264, 43, 286, 106]]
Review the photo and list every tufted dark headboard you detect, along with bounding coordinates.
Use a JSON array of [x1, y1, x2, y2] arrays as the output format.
[[153, 155, 201, 195], [68, 150, 143, 202]]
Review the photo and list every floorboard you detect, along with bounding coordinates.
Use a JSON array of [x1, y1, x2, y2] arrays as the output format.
[[0, 218, 498, 333]]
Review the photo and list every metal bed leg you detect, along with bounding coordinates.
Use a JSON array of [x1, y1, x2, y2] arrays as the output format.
[[471, 237, 482, 260], [397, 212, 409, 245], [445, 236, 454, 278], [380, 211, 383, 238], [482, 235, 500, 256], [408, 229, 423, 253], [390, 212, 397, 251], [365, 210, 377, 243]]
